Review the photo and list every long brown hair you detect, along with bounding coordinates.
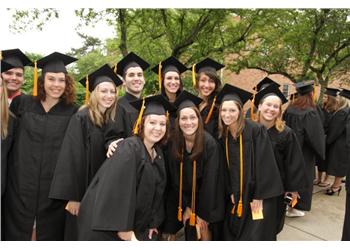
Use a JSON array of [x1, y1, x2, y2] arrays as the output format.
[[289, 92, 315, 110], [36, 73, 76, 105], [171, 106, 204, 162], [218, 100, 245, 139]]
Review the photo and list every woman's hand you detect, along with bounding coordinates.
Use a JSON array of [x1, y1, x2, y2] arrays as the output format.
[[117, 231, 138, 241], [106, 138, 124, 158], [148, 228, 158, 240], [65, 201, 80, 216], [196, 215, 208, 232], [182, 207, 192, 225], [230, 194, 235, 205], [251, 199, 263, 214]]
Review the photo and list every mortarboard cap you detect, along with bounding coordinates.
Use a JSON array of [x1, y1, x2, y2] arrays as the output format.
[[324, 87, 339, 97], [339, 88, 350, 100], [254, 84, 288, 107], [173, 90, 203, 111], [116, 52, 150, 77], [193, 57, 224, 74], [37, 52, 77, 74], [1, 48, 33, 69], [1, 61, 15, 73], [216, 83, 252, 106], [79, 64, 123, 92], [295, 81, 314, 95], [255, 76, 281, 92], [151, 56, 187, 76]]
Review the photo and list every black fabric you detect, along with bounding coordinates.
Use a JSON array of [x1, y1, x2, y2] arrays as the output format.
[[283, 106, 325, 211], [77, 137, 166, 240], [4, 95, 77, 240], [200, 97, 219, 138], [221, 120, 284, 240], [342, 193, 350, 241]]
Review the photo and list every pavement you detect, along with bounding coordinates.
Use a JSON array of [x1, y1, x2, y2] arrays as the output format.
[[277, 176, 346, 241]]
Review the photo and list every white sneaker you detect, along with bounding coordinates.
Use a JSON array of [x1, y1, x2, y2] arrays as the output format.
[[286, 208, 305, 217]]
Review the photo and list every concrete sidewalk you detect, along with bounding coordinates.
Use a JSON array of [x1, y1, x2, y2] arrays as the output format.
[[277, 178, 346, 241]]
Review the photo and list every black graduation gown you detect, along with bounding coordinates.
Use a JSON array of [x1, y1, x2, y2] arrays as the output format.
[[77, 136, 167, 241], [104, 92, 139, 146], [267, 126, 308, 234], [162, 132, 225, 239], [326, 107, 350, 177], [49, 108, 107, 240], [221, 120, 284, 241], [342, 111, 350, 241], [315, 104, 332, 172], [4, 95, 77, 240], [283, 106, 325, 211], [200, 98, 219, 138]]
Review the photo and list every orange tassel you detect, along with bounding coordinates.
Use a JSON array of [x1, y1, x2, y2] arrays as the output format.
[[313, 79, 317, 103], [133, 98, 145, 135], [113, 64, 117, 74], [177, 207, 183, 221], [158, 62, 162, 91], [250, 92, 256, 120], [237, 200, 243, 218], [189, 212, 196, 226], [84, 75, 89, 105], [205, 96, 216, 124], [192, 64, 196, 88], [32, 61, 38, 96]]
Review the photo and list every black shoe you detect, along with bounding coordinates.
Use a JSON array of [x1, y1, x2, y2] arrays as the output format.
[[325, 186, 342, 196]]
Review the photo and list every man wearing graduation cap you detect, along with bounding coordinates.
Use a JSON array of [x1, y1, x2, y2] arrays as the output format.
[[77, 95, 172, 240], [49, 64, 122, 240], [1, 49, 33, 103], [4, 52, 78, 240], [105, 52, 150, 158]]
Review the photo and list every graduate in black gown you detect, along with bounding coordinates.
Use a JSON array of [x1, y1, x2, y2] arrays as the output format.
[[245, 76, 280, 120], [216, 84, 284, 241], [283, 81, 325, 217], [161, 90, 225, 241], [314, 88, 338, 187], [104, 52, 150, 158], [340, 88, 350, 241], [77, 95, 172, 240], [4, 52, 78, 240], [151, 56, 187, 129], [325, 91, 350, 195], [253, 84, 307, 236], [49, 64, 123, 240], [191, 58, 224, 138]]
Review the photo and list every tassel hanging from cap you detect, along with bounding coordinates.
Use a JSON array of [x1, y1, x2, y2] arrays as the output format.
[[189, 160, 197, 226], [313, 79, 317, 103], [192, 64, 196, 88], [33, 61, 38, 96], [113, 64, 117, 75], [237, 200, 243, 217], [205, 96, 217, 124], [158, 62, 162, 91], [133, 98, 145, 135], [189, 212, 196, 226], [237, 133, 244, 218], [250, 92, 256, 120], [178, 160, 183, 222], [84, 75, 89, 105]]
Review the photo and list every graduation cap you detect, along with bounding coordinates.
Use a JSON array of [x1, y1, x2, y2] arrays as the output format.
[[151, 56, 188, 91], [216, 83, 253, 106], [253, 84, 288, 107], [1, 49, 33, 69], [339, 88, 350, 100], [173, 90, 203, 111], [254, 76, 281, 92], [130, 94, 174, 135], [191, 58, 225, 87], [1, 60, 15, 73], [324, 87, 339, 97], [37, 52, 77, 74], [115, 52, 150, 77], [295, 81, 314, 95]]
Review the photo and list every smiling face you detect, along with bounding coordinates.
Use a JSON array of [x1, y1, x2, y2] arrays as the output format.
[[258, 95, 282, 122], [178, 107, 199, 137], [44, 72, 66, 100], [143, 114, 167, 145], [163, 71, 181, 95], [197, 73, 216, 98], [1, 68, 24, 94], [96, 82, 117, 111], [220, 100, 240, 126], [123, 66, 145, 96]]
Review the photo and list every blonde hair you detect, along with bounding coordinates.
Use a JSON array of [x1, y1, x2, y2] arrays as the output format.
[[218, 100, 245, 139], [336, 96, 349, 112], [79, 84, 118, 127], [1, 79, 12, 139], [254, 96, 285, 132], [324, 95, 338, 113]]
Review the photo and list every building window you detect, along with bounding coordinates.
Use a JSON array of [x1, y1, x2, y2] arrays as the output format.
[[282, 84, 289, 98]]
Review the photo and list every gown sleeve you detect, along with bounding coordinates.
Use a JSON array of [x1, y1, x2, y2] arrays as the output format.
[[103, 103, 125, 149], [326, 110, 347, 145]]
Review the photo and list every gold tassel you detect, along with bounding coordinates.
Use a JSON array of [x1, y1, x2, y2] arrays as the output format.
[[237, 134, 244, 218], [84, 75, 89, 105], [190, 160, 197, 226], [189, 212, 196, 226], [33, 61, 38, 96], [313, 79, 317, 103], [192, 64, 196, 88], [237, 200, 243, 217], [158, 62, 162, 91], [133, 98, 145, 135], [225, 128, 230, 166], [205, 96, 216, 124], [113, 64, 117, 74], [177, 207, 183, 222], [178, 160, 183, 222], [250, 92, 256, 120]]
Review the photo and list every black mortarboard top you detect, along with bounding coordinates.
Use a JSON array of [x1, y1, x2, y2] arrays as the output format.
[[324, 87, 339, 97], [193, 57, 225, 74], [116, 52, 150, 76], [255, 76, 281, 92], [1, 48, 33, 69], [254, 84, 288, 107], [1, 61, 15, 73], [295, 81, 314, 95], [79, 64, 123, 92], [173, 90, 203, 111], [130, 94, 174, 117], [37, 52, 77, 74], [216, 83, 253, 106], [339, 88, 350, 100], [151, 56, 188, 76]]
